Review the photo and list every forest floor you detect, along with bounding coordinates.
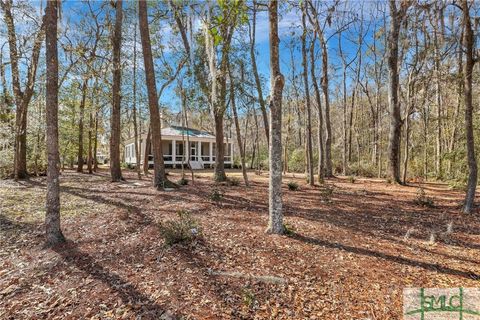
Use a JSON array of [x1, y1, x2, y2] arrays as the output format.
[[1, 169, 480, 319]]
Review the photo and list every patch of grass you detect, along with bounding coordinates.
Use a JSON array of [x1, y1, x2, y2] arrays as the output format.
[[386, 178, 392, 184], [287, 181, 299, 191], [413, 188, 435, 208], [227, 177, 240, 187], [210, 188, 224, 202], [242, 288, 256, 308], [159, 210, 201, 246], [177, 177, 189, 186], [449, 180, 467, 192], [348, 175, 356, 184]]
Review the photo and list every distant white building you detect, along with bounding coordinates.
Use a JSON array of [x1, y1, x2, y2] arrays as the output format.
[[124, 126, 233, 169]]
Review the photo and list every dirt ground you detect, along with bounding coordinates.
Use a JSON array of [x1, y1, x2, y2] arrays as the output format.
[[1, 169, 479, 319]]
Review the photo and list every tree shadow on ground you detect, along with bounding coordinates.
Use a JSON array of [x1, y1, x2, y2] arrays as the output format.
[[288, 232, 480, 281], [53, 241, 172, 319]]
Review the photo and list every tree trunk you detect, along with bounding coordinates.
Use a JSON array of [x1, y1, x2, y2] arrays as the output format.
[[301, 4, 314, 186], [87, 111, 93, 174], [77, 78, 88, 173], [45, 0, 65, 246], [139, 0, 168, 189], [387, 0, 407, 184], [266, 0, 284, 235], [462, 0, 477, 214], [321, 33, 333, 177], [228, 64, 249, 186], [110, 0, 123, 181], [132, 12, 141, 179], [433, 4, 443, 179], [143, 127, 151, 175], [93, 110, 99, 172]]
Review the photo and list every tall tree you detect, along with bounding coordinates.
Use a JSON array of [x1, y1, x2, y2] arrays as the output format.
[[110, 0, 123, 181], [203, 2, 241, 182], [386, 0, 409, 184], [308, 0, 334, 177], [138, 0, 168, 189], [1, 0, 45, 179], [461, 0, 476, 214], [266, 0, 284, 235], [301, 2, 314, 186], [132, 5, 141, 179], [77, 78, 88, 172], [45, 0, 65, 246], [309, 31, 324, 182]]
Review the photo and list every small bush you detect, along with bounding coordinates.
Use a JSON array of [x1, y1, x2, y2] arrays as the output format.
[[242, 288, 256, 308], [348, 175, 356, 184], [159, 210, 201, 246], [347, 161, 377, 178], [283, 223, 295, 236], [386, 178, 392, 184], [227, 177, 240, 187], [177, 177, 189, 186], [210, 188, 224, 202], [287, 181, 299, 191], [320, 185, 334, 202], [414, 188, 435, 207]]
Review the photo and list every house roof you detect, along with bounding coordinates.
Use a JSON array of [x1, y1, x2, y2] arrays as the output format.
[[161, 126, 215, 139]]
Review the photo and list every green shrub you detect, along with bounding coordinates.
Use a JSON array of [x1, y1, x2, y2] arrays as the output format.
[[348, 175, 356, 184], [287, 181, 299, 191], [159, 210, 201, 246], [177, 177, 189, 186], [287, 148, 305, 173], [347, 161, 376, 178], [210, 188, 224, 202], [414, 188, 435, 208]]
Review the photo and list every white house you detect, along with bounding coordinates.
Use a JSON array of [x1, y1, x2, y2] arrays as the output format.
[[124, 126, 233, 169]]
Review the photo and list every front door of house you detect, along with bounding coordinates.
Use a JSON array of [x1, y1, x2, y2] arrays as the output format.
[[190, 144, 196, 161]]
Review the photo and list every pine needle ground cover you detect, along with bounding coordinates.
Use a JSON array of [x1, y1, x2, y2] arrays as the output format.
[[1, 170, 479, 319]]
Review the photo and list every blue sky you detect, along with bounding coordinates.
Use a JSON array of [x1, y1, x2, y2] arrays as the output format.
[[0, 0, 380, 116]]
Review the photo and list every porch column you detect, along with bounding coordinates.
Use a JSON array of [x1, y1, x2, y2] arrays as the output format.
[[209, 142, 213, 164], [172, 139, 176, 167], [197, 141, 201, 162]]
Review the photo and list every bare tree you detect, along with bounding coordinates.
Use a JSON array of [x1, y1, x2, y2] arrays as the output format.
[[266, 0, 284, 235], [309, 31, 324, 182], [248, 0, 269, 144], [307, 0, 334, 177], [301, 2, 314, 185], [1, 0, 45, 179], [45, 0, 65, 246]]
